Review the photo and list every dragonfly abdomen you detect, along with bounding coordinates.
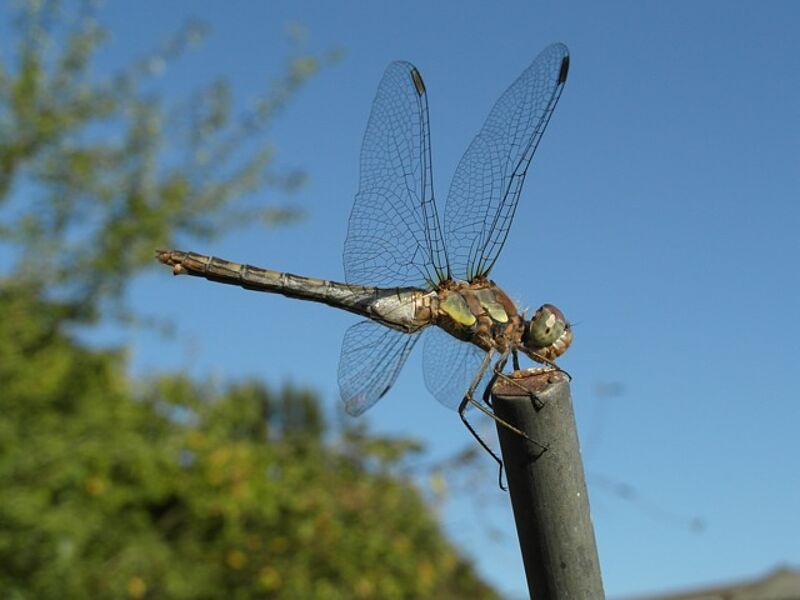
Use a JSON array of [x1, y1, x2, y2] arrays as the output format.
[[156, 250, 431, 333]]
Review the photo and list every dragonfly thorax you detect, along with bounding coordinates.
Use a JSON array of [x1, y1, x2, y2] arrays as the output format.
[[432, 282, 572, 363], [432, 280, 523, 352]]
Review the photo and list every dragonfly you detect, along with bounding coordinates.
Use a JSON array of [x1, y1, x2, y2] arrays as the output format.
[[157, 43, 572, 473]]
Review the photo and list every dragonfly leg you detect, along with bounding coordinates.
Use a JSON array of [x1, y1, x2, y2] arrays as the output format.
[[484, 352, 510, 489], [458, 394, 506, 491], [458, 350, 506, 488], [483, 352, 510, 409], [483, 354, 548, 454], [494, 370, 545, 411], [459, 350, 549, 489], [529, 351, 572, 381], [488, 352, 543, 409]]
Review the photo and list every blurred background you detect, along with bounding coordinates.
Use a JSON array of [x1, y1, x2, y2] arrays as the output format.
[[1, 1, 798, 598]]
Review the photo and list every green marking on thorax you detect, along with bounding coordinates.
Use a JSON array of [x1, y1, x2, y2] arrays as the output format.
[[474, 289, 509, 323], [440, 293, 477, 326]]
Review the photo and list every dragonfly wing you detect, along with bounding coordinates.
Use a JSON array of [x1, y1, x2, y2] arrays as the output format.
[[338, 320, 421, 416], [344, 61, 448, 288], [422, 327, 493, 411], [444, 43, 569, 281]]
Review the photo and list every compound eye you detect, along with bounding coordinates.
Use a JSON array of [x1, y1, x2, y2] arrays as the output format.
[[527, 304, 566, 348]]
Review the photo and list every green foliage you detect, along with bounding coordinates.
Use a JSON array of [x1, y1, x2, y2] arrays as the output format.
[[0, 283, 499, 599], [0, 0, 332, 319], [0, 3, 500, 599]]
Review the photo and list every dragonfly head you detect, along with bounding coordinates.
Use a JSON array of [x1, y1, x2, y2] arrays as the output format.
[[522, 304, 572, 360]]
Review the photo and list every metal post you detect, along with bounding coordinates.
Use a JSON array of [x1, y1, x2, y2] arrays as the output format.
[[491, 369, 604, 599]]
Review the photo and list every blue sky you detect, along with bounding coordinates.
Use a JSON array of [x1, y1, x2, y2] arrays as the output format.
[[38, 1, 800, 597]]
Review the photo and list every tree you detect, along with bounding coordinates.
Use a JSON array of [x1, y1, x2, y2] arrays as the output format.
[[0, 3, 499, 598], [0, 0, 324, 321], [0, 285, 498, 599]]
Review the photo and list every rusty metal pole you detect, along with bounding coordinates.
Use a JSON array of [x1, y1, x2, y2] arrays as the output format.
[[491, 370, 604, 599]]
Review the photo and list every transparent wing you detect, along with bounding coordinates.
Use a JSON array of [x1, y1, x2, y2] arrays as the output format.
[[444, 43, 569, 281], [338, 320, 422, 416], [422, 327, 493, 411], [344, 61, 448, 288]]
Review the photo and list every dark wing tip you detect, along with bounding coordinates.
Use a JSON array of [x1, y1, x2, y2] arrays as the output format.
[[558, 55, 570, 84], [410, 67, 426, 96]]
